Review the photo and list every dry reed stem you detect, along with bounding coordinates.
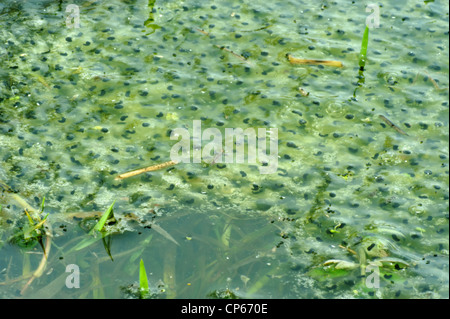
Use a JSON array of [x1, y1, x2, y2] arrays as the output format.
[[115, 160, 178, 180], [287, 54, 343, 67]]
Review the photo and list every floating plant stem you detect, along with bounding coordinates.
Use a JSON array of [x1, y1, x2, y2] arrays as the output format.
[[379, 115, 409, 136], [287, 54, 343, 67], [359, 25, 369, 70], [115, 160, 178, 180]]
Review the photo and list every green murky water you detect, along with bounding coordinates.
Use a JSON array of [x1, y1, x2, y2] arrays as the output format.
[[0, 0, 448, 299]]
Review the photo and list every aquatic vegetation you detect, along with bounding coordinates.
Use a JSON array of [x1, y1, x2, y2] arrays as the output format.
[[72, 200, 116, 258], [9, 197, 48, 250], [359, 25, 370, 70], [139, 259, 150, 299]]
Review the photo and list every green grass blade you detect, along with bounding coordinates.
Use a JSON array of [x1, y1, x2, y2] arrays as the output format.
[[221, 222, 232, 248], [151, 224, 179, 246], [39, 196, 45, 214], [359, 25, 369, 69], [24, 209, 35, 226], [139, 259, 150, 298], [72, 201, 116, 251], [92, 200, 115, 233], [102, 233, 114, 261], [130, 234, 153, 263], [73, 235, 101, 251]]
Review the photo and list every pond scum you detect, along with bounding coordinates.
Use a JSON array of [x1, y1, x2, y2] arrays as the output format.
[[0, 0, 449, 298]]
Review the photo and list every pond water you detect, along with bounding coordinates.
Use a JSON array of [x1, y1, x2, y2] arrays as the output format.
[[0, 0, 448, 299]]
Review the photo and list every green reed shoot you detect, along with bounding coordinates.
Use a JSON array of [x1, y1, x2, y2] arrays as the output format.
[[73, 200, 116, 251], [14, 197, 48, 242], [359, 25, 369, 70], [93, 200, 115, 234], [139, 259, 150, 299]]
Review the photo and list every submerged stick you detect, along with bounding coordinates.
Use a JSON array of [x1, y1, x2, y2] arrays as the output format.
[[115, 160, 178, 180], [20, 231, 52, 295], [287, 54, 343, 67], [0, 179, 52, 295], [379, 115, 409, 136]]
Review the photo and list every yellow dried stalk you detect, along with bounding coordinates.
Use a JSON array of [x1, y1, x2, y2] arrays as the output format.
[[115, 160, 178, 180], [287, 54, 343, 67]]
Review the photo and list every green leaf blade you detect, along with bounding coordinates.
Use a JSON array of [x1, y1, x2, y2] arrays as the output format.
[[359, 25, 370, 69], [139, 259, 150, 299], [92, 200, 116, 234]]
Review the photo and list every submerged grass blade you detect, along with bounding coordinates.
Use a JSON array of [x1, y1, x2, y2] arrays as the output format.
[[139, 259, 150, 299], [73, 236, 101, 251], [152, 224, 180, 246], [102, 234, 114, 261], [221, 222, 232, 248], [163, 245, 177, 298], [39, 196, 45, 214], [359, 25, 369, 70]]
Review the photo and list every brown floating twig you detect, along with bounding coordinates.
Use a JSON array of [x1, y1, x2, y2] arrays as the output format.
[[115, 160, 178, 181], [379, 115, 409, 136], [287, 54, 343, 67]]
